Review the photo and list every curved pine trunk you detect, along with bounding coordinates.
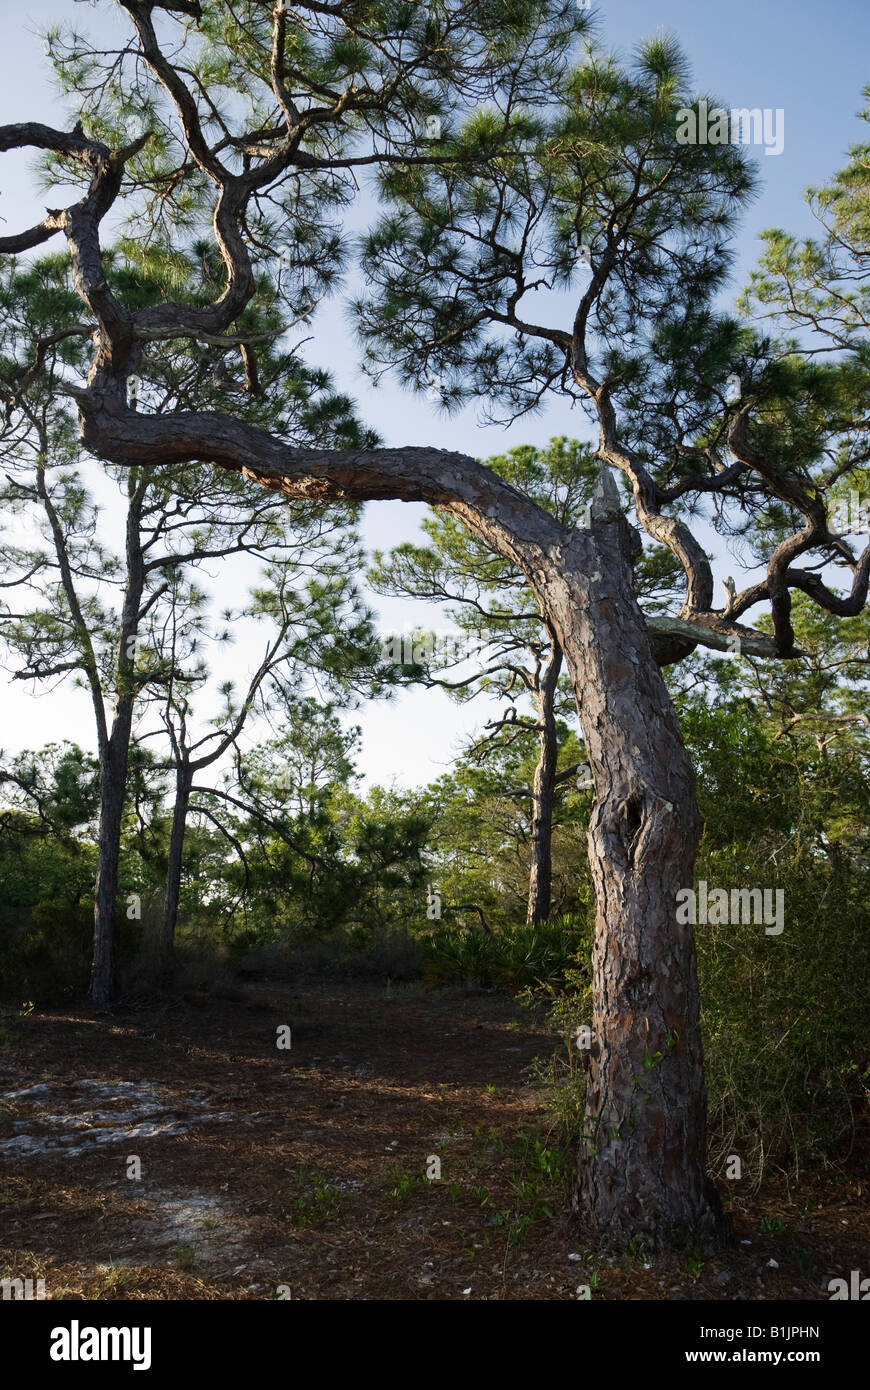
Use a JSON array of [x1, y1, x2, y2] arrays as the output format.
[[78, 404, 725, 1247], [531, 502, 726, 1250]]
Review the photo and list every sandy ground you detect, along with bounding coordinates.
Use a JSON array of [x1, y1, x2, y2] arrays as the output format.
[[0, 981, 865, 1300]]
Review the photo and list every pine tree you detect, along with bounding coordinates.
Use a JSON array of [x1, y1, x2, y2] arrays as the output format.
[[2, 1, 867, 1249]]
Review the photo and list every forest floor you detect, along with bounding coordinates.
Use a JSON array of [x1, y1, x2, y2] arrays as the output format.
[[0, 979, 865, 1301]]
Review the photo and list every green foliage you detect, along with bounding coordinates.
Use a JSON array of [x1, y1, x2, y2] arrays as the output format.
[[0, 808, 95, 1002], [286, 1171, 343, 1228], [357, 37, 757, 423], [493, 1130, 571, 1245], [532, 626, 870, 1179], [0, 8, 867, 1204], [670, 600, 870, 1180], [424, 915, 590, 993], [424, 738, 592, 930], [384, 1167, 418, 1203]]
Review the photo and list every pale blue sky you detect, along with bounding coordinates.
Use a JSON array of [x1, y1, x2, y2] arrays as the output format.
[[0, 1, 866, 790]]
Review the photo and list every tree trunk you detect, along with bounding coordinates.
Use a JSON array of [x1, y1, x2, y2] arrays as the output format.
[[77, 403, 726, 1247], [160, 763, 192, 968], [88, 479, 146, 1007], [89, 721, 132, 1006], [531, 498, 727, 1251], [526, 640, 562, 924]]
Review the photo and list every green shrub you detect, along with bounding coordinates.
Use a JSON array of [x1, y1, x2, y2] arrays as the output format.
[[424, 914, 590, 993]]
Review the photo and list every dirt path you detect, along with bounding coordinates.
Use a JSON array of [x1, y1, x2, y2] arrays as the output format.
[[0, 982, 865, 1300]]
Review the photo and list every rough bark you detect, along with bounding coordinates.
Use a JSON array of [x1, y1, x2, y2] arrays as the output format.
[[526, 639, 562, 925], [530, 501, 727, 1250]]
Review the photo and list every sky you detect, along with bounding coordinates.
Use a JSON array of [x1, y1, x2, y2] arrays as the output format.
[[0, 0, 867, 794]]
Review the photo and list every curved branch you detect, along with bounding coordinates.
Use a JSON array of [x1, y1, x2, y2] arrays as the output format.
[[73, 387, 571, 570], [591, 385, 715, 613]]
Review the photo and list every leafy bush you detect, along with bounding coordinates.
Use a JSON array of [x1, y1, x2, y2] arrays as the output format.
[[0, 813, 96, 1002], [424, 914, 590, 993]]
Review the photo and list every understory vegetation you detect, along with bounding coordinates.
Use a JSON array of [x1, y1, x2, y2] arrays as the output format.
[[0, 0, 868, 1266], [3, 598, 867, 1189]]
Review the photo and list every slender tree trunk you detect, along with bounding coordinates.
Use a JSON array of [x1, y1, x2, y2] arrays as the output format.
[[88, 477, 146, 1007], [160, 763, 192, 967], [89, 705, 135, 1006], [531, 499, 726, 1250], [526, 640, 562, 924]]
